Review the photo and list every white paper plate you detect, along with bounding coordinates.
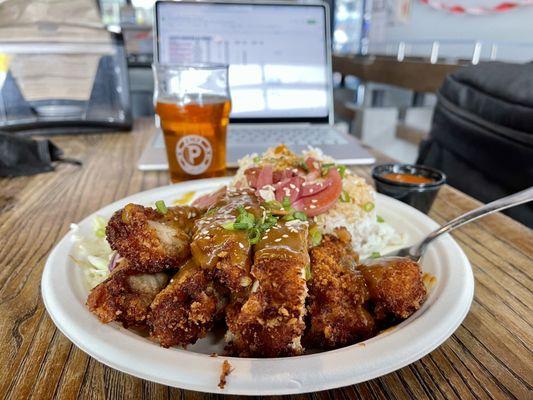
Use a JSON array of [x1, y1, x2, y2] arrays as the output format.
[[42, 177, 474, 395]]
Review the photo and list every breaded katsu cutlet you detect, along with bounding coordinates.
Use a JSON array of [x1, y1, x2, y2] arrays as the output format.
[[191, 189, 261, 293], [148, 259, 227, 348], [359, 257, 427, 323], [106, 204, 199, 272], [226, 220, 309, 357], [87, 260, 169, 327], [305, 228, 375, 349]]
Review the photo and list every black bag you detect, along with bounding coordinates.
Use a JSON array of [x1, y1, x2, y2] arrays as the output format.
[[417, 62, 533, 227], [0, 132, 81, 177]]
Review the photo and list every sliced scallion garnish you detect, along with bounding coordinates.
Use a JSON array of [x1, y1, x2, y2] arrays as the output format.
[[305, 264, 312, 280], [363, 201, 375, 212], [310, 227, 322, 247], [222, 221, 235, 230], [298, 160, 309, 172], [293, 211, 307, 221], [339, 190, 351, 203], [155, 200, 168, 214], [248, 227, 261, 244]]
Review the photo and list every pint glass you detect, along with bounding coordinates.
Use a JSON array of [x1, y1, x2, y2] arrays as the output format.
[[153, 63, 231, 182]]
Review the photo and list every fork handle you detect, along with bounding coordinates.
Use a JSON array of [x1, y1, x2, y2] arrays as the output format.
[[411, 186, 533, 257]]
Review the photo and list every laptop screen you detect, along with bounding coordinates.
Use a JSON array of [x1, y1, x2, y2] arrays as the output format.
[[155, 1, 330, 122]]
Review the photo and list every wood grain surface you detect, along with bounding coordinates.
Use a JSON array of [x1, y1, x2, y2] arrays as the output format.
[[1, 119, 532, 400]]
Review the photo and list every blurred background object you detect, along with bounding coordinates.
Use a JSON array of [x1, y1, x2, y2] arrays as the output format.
[[417, 62, 533, 226], [0, 0, 132, 134]]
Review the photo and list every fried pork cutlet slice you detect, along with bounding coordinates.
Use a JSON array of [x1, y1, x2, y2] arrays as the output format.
[[191, 189, 261, 293], [359, 257, 427, 323], [86, 260, 169, 327], [106, 204, 199, 272], [226, 220, 309, 357], [305, 229, 375, 349], [148, 259, 227, 348]]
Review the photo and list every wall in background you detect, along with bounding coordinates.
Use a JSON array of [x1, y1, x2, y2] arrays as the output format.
[[368, 0, 533, 62]]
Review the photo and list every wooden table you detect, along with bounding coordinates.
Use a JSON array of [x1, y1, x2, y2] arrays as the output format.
[[1, 119, 532, 399]]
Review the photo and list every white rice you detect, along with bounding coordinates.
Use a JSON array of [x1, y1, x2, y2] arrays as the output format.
[[231, 146, 405, 258]]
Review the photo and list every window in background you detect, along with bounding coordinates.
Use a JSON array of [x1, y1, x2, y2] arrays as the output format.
[[99, 0, 126, 26], [98, 0, 155, 27], [333, 0, 366, 54], [130, 0, 156, 26]]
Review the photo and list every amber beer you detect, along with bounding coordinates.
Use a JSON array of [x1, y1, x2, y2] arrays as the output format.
[[156, 95, 230, 182], [153, 63, 231, 183]]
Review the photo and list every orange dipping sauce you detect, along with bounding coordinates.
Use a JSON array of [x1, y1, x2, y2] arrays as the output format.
[[381, 173, 434, 184]]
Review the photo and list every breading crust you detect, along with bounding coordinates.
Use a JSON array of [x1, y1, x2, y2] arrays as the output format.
[[86, 260, 169, 327], [226, 220, 309, 357], [106, 204, 199, 272], [148, 259, 227, 348], [305, 230, 375, 349], [359, 257, 427, 322]]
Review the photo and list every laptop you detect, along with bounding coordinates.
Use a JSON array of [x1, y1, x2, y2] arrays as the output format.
[[138, 0, 374, 170]]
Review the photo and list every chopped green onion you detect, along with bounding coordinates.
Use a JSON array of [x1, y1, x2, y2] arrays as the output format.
[[363, 201, 375, 212], [284, 214, 295, 221], [222, 221, 235, 230], [206, 207, 218, 216], [261, 215, 278, 231], [304, 264, 312, 281], [253, 156, 261, 163], [282, 196, 291, 209], [233, 221, 252, 230], [248, 227, 261, 244], [310, 227, 322, 247], [298, 160, 309, 172], [321, 162, 335, 176], [235, 212, 254, 226], [265, 200, 282, 210], [155, 200, 168, 214], [339, 190, 351, 203], [377, 215, 385, 223], [370, 251, 381, 259], [293, 211, 307, 221], [337, 165, 347, 178]]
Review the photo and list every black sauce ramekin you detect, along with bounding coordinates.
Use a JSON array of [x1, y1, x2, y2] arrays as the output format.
[[371, 163, 447, 214]]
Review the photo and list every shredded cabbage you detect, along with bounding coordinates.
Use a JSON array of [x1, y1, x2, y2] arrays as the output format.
[[70, 215, 112, 289]]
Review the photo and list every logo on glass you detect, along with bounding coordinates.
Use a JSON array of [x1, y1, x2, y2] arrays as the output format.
[[176, 135, 213, 175]]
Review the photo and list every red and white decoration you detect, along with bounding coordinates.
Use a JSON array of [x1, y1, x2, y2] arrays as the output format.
[[419, 0, 533, 14]]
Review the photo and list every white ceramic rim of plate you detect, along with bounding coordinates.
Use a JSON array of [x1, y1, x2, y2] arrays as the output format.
[[42, 177, 474, 395]]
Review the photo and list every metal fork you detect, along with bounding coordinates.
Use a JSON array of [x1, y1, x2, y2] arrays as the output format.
[[377, 187, 533, 263]]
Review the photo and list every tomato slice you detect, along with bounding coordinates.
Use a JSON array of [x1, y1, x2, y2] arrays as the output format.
[[300, 179, 331, 197], [292, 168, 342, 217], [275, 176, 304, 203], [192, 186, 226, 210]]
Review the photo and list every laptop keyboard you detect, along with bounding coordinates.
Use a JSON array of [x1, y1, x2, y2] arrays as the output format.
[[228, 127, 348, 146], [154, 126, 348, 148]]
